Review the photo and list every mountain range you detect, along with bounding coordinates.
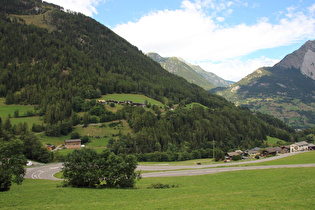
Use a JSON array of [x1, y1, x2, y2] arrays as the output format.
[[147, 52, 233, 90], [0, 0, 311, 157], [213, 40, 315, 129]]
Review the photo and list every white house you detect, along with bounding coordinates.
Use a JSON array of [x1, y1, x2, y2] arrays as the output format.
[[290, 141, 309, 152]]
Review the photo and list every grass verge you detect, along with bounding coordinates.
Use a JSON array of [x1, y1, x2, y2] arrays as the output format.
[[2, 167, 314, 209]]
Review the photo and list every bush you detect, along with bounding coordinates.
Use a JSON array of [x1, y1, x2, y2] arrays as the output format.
[[32, 123, 45, 132], [81, 135, 89, 144], [232, 155, 242, 161], [70, 132, 80, 139], [147, 183, 178, 189], [62, 148, 141, 188]]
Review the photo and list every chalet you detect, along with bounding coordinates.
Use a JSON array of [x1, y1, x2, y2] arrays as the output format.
[[226, 152, 241, 159], [125, 100, 133, 105], [308, 143, 315, 150], [65, 139, 81, 149], [132, 103, 146, 107], [97, 100, 107, 105], [290, 141, 309, 152], [109, 99, 118, 104], [262, 147, 282, 156], [244, 147, 261, 158], [45, 144, 55, 150]]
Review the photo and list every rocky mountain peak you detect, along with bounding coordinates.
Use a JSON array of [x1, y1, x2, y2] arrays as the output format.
[[146, 52, 165, 63], [275, 40, 315, 80]]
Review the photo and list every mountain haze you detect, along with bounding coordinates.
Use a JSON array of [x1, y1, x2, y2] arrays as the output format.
[[147, 53, 233, 89], [214, 40, 315, 129], [178, 58, 234, 87]]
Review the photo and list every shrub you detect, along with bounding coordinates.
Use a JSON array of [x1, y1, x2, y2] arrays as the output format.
[[62, 148, 141, 188], [232, 155, 242, 161], [147, 183, 178, 189], [70, 132, 80, 139]]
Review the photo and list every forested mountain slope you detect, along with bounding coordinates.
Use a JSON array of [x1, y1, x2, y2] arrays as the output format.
[[147, 52, 216, 90], [214, 41, 315, 129], [0, 0, 305, 159]]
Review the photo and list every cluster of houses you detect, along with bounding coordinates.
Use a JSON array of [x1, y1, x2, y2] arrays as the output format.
[[97, 99, 146, 107], [225, 141, 315, 161]]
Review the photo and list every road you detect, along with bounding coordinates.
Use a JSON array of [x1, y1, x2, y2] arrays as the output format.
[[24, 151, 314, 180]]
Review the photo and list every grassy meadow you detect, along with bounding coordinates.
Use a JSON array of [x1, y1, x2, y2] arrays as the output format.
[[240, 151, 315, 166], [0, 98, 36, 118], [100, 94, 164, 107], [1, 167, 314, 209], [266, 136, 288, 146]]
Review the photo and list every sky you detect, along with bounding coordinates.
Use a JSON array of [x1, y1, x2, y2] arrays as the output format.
[[44, 0, 315, 82]]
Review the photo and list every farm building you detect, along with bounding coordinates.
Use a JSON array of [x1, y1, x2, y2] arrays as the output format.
[[290, 141, 309, 152], [65, 139, 81, 149]]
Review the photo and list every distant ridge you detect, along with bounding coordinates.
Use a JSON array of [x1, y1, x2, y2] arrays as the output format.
[[213, 40, 315, 129], [147, 52, 233, 90]]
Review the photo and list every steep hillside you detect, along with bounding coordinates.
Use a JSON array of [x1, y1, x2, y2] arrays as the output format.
[[147, 53, 216, 90], [215, 40, 315, 129]]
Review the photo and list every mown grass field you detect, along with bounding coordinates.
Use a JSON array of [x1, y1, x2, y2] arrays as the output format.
[[1, 167, 314, 209], [0, 98, 36, 118], [99, 94, 164, 107]]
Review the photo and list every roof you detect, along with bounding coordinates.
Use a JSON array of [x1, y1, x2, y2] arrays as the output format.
[[296, 141, 309, 146], [264, 147, 278, 153], [65, 139, 81, 143], [308, 143, 315, 147], [227, 152, 241, 157], [235, 150, 243, 154]]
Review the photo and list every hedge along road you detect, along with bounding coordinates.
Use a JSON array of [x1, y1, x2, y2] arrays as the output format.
[[24, 151, 314, 180]]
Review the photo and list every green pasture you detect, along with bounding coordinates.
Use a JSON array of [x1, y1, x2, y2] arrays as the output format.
[[0, 104, 36, 118], [100, 94, 164, 107], [139, 151, 315, 167], [37, 132, 72, 147], [2, 167, 314, 209], [37, 120, 131, 148], [266, 136, 288, 146], [240, 151, 315, 166], [9, 116, 42, 127], [186, 102, 208, 109], [139, 158, 216, 166]]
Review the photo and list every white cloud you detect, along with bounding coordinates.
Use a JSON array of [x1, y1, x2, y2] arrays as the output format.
[[196, 57, 279, 81], [44, 0, 104, 16], [113, 0, 315, 81]]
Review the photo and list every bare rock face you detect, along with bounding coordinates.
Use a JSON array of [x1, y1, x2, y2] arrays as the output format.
[[275, 40, 315, 80], [301, 49, 315, 80]]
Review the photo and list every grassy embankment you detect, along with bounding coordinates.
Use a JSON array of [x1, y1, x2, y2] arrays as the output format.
[[1, 167, 314, 209], [138, 150, 315, 167]]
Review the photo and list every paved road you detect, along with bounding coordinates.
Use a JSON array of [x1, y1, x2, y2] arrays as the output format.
[[141, 164, 315, 177], [25, 163, 63, 180], [25, 151, 314, 180]]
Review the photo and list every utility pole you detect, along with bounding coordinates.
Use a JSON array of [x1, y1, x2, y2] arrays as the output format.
[[213, 140, 215, 160]]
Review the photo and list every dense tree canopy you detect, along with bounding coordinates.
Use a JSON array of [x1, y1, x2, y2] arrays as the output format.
[[62, 148, 140, 188], [0, 138, 26, 191]]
